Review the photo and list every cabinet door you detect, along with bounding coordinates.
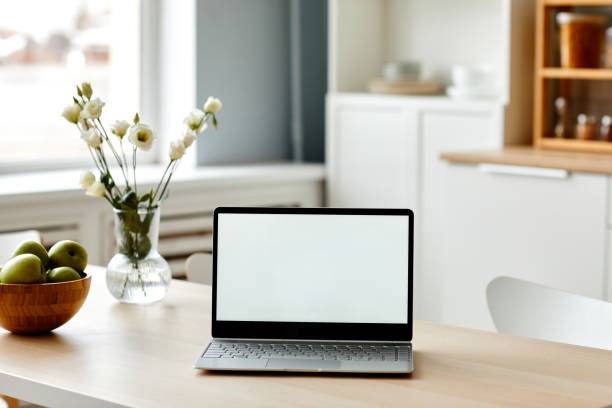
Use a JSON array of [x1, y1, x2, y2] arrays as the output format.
[[418, 110, 502, 322], [441, 164, 607, 331], [327, 98, 416, 208]]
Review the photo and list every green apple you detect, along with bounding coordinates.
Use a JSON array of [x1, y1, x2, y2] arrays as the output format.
[[11, 240, 50, 269], [48, 240, 88, 272], [0, 254, 45, 284], [46, 266, 81, 283]]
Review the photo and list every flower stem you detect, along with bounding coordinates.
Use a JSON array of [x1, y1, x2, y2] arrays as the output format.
[[102, 193, 114, 206], [94, 119, 130, 188], [151, 161, 173, 204], [120, 139, 129, 176], [86, 145, 104, 173], [157, 160, 178, 203], [120, 275, 129, 298], [132, 146, 137, 197], [95, 147, 123, 201]]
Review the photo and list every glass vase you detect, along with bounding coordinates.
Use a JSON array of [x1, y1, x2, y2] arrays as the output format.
[[106, 207, 171, 304]]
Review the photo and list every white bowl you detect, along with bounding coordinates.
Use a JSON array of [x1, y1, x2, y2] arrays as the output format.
[[451, 65, 495, 89]]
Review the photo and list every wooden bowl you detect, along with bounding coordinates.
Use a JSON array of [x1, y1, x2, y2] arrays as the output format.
[[0, 275, 91, 334]]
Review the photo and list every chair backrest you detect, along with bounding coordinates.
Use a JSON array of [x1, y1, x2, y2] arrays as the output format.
[[0, 230, 41, 266], [185, 252, 213, 285], [487, 276, 612, 350]]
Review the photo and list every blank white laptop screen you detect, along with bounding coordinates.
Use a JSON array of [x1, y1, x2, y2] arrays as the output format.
[[216, 213, 409, 324]]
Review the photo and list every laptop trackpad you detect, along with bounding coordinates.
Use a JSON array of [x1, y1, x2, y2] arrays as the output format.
[[266, 359, 341, 370]]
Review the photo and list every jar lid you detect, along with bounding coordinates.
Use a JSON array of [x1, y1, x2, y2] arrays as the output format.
[[577, 113, 596, 124], [557, 12, 608, 25]]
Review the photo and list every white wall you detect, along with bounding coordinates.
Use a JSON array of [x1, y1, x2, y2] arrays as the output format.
[[329, 0, 506, 92], [385, 0, 504, 84]]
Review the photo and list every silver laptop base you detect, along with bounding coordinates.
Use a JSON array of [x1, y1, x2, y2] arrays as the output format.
[[195, 340, 413, 374]]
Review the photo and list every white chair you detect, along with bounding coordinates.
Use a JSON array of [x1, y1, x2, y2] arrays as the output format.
[[0, 230, 41, 265], [185, 253, 213, 285], [487, 276, 612, 350]]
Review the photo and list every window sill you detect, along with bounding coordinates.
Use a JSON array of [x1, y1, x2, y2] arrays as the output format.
[[0, 162, 326, 202]]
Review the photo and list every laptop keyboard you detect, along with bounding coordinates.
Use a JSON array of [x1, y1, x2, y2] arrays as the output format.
[[202, 341, 411, 361]]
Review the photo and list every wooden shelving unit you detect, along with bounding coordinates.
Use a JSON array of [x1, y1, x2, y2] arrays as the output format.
[[533, 0, 612, 153]]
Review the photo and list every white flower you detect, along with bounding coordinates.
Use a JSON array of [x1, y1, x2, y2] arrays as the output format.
[[86, 180, 106, 197], [169, 139, 186, 160], [204, 96, 222, 114], [127, 123, 155, 151], [62, 104, 82, 124], [80, 97, 105, 119], [81, 128, 102, 148], [110, 120, 130, 139], [79, 170, 95, 189], [182, 128, 198, 148], [183, 109, 206, 132]]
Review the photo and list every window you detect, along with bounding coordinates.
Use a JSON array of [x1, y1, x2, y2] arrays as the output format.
[[0, 0, 140, 171]]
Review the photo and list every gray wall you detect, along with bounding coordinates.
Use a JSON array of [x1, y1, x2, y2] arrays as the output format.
[[196, 0, 326, 165], [196, 0, 291, 164]]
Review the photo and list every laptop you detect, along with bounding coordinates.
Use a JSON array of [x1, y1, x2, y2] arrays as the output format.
[[194, 207, 414, 373]]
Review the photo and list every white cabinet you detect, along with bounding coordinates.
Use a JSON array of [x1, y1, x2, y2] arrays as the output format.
[[418, 109, 503, 321], [326, 95, 416, 208], [438, 163, 608, 331], [327, 94, 505, 321], [326, 94, 504, 209]]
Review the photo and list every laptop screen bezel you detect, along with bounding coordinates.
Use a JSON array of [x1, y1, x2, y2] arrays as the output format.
[[211, 207, 414, 342]]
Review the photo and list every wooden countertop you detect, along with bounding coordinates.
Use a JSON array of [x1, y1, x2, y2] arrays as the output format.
[[441, 146, 612, 174], [1, 267, 612, 407]]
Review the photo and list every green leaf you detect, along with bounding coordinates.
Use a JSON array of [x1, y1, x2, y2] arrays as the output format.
[[76, 86, 82, 97], [138, 193, 151, 203], [100, 172, 109, 185], [121, 191, 138, 209], [136, 235, 152, 258], [72, 97, 79, 105], [133, 112, 140, 124], [212, 115, 218, 130], [122, 210, 141, 233], [141, 211, 155, 235]]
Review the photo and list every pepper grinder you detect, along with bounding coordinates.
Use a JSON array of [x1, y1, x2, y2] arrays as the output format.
[[554, 97, 568, 138]]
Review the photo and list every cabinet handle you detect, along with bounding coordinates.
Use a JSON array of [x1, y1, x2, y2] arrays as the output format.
[[478, 163, 568, 179]]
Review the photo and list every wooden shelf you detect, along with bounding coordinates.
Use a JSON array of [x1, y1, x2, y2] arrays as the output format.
[[534, 0, 612, 153], [543, 0, 612, 6], [539, 137, 612, 153], [540, 67, 612, 80]]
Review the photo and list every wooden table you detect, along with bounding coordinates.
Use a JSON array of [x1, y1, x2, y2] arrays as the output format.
[[0, 266, 611, 408]]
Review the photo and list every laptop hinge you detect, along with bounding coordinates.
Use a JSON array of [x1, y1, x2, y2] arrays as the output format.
[[212, 338, 411, 344]]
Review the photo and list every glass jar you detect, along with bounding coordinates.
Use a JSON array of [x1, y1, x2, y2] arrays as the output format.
[[557, 12, 607, 68], [575, 114, 597, 140], [106, 207, 171, 304]]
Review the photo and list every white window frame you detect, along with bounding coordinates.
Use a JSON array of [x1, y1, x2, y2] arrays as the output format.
[[0, 0, 197, 174], [141, 0, 197, 168]]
